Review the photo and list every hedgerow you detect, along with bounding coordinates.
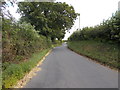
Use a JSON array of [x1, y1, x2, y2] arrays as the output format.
[[2, 18, 51, 63], [68, 11, 119, 69], [2, 18, 52, 88], [68, 11, 120, 43]]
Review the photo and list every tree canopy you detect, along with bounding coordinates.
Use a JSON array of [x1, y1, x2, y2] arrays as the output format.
[[18, 2, 78, 41]]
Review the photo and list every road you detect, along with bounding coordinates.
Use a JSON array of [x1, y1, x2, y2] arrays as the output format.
[[24, 43, 118, 88]]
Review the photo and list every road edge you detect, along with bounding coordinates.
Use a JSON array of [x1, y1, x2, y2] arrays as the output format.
[[13, 49, 52, 88], [67, 46, 118, 72]]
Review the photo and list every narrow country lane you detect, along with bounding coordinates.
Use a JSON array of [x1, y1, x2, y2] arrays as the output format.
[[24, 43, 118, 88]]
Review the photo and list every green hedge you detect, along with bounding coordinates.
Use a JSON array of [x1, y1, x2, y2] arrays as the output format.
[[68, 11, 120, 43], [2, 18, 52, 88], [2, 19, 51, 63]]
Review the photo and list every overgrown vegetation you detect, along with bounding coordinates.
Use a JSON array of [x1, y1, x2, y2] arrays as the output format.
[[68, 11, 120, 69], [2, 18, 52, 88], [68, 11, 120, 43], [1, 1, 77, 88], [2, 19, 51, 63], [2, 49, 50, 88]]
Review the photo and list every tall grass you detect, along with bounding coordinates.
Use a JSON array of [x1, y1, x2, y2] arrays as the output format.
[[68, 41, 119, 69], [2, 49, 50, 88]]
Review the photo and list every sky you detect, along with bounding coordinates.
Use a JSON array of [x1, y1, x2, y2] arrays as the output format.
[[6, 0, 120, 40], [55, 0, 120, 40]]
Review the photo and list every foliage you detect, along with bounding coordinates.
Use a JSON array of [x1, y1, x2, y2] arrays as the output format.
[[2, 17, 52, 88], [62, 40, 68, 42], [52, 40, 62, 48], [68, 11, 119, 69], [68, 11, 120, 43], [2, 49, 50, 88], [18, 2, 78, 41], [2, 18, 51, 63], [68, 41, 119, 69], [2, 1, 77, 89]]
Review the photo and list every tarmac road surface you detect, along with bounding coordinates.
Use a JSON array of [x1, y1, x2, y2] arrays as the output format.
[[24, 43, 118, 88]]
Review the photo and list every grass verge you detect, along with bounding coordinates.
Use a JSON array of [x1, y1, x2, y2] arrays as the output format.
[[2, 49, 50, 88], [68, 41, 119, 70]]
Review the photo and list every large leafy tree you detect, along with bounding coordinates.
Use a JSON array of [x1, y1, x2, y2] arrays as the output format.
[[18, 2, 78, 41]]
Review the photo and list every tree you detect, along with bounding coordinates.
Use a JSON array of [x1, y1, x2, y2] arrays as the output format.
[[18, 2, 78, 41]]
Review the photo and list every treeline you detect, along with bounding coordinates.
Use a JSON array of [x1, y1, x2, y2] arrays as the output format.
[[68, 11, 120, 43]]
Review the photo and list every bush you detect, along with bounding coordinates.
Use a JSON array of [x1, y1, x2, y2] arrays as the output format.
[[2, 18, 52, 88], [2, 19, 51, 63]]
